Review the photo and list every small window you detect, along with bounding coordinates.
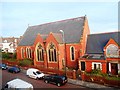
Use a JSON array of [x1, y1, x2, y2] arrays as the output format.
[[92, 62, 102, 70], [94, 64, 96, 69], [97, 64, 100, 69], [70, 46, 75, 60]]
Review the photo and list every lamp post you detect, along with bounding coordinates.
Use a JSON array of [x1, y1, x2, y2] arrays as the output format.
[[59, 30, 66, 76]]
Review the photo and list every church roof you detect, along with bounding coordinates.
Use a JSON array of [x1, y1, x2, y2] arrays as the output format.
[[18, 16, 85, 46], [86, 31, 120, 54], [52, 33, 63, 44]]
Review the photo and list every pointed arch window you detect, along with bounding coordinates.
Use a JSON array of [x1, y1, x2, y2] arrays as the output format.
[[37, 44, 44, 61], [48, 42, 57, 62], [70, 46, 75, 60], [26, 48, 32, 59]]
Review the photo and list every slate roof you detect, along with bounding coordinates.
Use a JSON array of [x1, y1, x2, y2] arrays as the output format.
[[52, 33, 63, 44], [18, 16, 85, 46], [86, 31, 120, 54], [41, 34, 48, 40]]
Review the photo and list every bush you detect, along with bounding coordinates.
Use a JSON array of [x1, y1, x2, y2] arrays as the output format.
[[2, 52, 17, 60], [2, 52, 11, 59], [85, 69, 120, 81], [19, 59, 33, 66], [8, 58, 17, 62], [90, 69, 102, 74], [85, 69, 108, 77]]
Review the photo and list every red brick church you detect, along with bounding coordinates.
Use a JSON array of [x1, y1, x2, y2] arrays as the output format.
[[17, 16, 90, 70], [17, 16, 120, 75]]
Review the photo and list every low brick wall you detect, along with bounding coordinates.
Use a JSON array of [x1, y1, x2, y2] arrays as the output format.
[[2, 60, 77, 79], [2, 60, 18, 66], [81, 72, 120, 87]]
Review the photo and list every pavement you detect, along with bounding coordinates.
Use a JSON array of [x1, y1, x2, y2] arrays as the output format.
[[68, 78, 120, 90]]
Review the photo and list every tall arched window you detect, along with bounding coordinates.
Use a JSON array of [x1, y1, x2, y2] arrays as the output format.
[[48, 42, 57, 62], [106, 44, 119, 58], [21, 48, 24, 59], [26, 48, 32, 59], [70, 46, 75, 60], [36, 44, 44, 61]]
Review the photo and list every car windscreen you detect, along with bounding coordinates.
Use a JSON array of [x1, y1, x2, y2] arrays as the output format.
[[36, 71, 41, 74]]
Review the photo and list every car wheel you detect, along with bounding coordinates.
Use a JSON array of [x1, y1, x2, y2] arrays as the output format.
[[57, 83, 61, 87], [45, 80, 48, 83]]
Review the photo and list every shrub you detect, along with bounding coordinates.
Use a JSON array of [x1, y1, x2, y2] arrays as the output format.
[[105, 76, 120, 81], [7, 58, 17, 62], [85, 69, 108, 77], [19, 59, 33, 66], [90, 69, 102, 74], [85, 69, 120, 81], [2, 52, 17, 60], [2, 52, 11, 59]]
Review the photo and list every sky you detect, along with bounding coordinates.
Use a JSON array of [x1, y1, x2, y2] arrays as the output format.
[[1, 1, 119, 37]]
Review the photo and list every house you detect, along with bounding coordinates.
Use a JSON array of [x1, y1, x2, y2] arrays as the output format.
[[0, 37, 21, 53], [17, 16, 90, 70], [79, 32, 120, 75]]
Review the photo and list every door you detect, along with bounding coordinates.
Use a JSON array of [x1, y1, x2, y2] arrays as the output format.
[[81, 62, 85, 71], [111, 63, 118, 75]]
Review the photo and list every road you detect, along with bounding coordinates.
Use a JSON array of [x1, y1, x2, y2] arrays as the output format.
[[2, 69, 93, 89]]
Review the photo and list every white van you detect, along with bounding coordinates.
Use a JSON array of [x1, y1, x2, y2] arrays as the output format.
[[26, 68, 45, 79], [4, 78, 33, 90]]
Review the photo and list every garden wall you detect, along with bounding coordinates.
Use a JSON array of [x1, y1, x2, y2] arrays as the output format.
[[81, 71, 120, 87], [2, 60, 77, 79]]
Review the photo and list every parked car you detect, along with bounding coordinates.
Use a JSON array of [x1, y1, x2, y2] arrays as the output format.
[[0, 63, 8, 70], [8, 66, 20, 73], [26, 68, 45, 79], [44, 74, 67, 86], [3, 78, 33, 89]]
